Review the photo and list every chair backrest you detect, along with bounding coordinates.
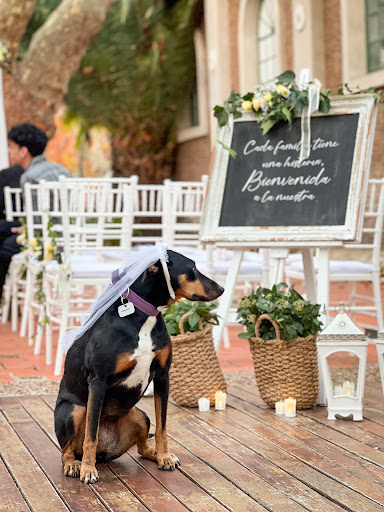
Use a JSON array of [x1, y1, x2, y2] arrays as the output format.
[[163, 175, 209, 249], [4, 186, 24, 222], [344, 177, 384, 268], [58, 176, 137, 264], [132, 184, 165, 245]]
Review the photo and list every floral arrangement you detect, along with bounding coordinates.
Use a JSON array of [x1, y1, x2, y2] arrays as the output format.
[[0, 42, 11, 72], [16, 216, 62, 264], [214, 70, 331, 135], [237, 282, 322, 341], [163, 300, 219, 335]]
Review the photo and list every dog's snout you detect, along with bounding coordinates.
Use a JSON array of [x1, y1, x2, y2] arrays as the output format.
[[217, 285, 224, 296]]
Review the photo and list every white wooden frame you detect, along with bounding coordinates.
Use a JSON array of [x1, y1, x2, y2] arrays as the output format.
[[201, 94, 377, 245]]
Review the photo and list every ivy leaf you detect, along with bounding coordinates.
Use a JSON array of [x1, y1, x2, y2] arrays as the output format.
[[217, 140, 237, 158], [319, 95, 331, 113], [188, 313, 199, 328], [242, 92, 254, 101], [213, 105, 228, 127], [260, 118, 277, 135], [276, 70, 296, 84], [282, 106, 292, 123], [238, 331, 251, 339], [228, 90, 242, 106]]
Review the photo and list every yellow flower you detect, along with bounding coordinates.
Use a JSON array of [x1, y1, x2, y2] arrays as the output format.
[[45, 242, 54, 252], [16, 233, 26, 245], [263, 92, 272, 102], [252, 98, 261, 111], [29, 238, 38, 249], [241, 100, 253, 111], [44, 249, 53, 261], [276, 84, 290, 98]]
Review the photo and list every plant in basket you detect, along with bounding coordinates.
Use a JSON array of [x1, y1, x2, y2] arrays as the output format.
[[162, 300, 226, 407], [237, 283, 323, 409]]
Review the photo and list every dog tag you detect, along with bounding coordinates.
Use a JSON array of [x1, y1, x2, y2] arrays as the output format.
[[118, 302, 135, 317]]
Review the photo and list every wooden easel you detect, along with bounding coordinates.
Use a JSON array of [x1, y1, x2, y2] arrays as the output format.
[[212, 242, 343, 405]]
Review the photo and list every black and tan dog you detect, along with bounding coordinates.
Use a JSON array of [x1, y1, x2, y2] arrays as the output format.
[[54, 250, 224, 484]]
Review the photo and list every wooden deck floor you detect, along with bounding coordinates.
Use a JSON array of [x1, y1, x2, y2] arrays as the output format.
[[1, 379, 384, 512]]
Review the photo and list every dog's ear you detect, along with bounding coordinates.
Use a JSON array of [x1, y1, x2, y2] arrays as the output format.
[[142, 262, 161, 283]]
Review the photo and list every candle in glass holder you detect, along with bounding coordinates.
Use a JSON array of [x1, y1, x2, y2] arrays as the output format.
[[198, 397, 210, 412], [284, 397, 296, 417], [215, 391, 227, 410], [275, 400, 285, 415]]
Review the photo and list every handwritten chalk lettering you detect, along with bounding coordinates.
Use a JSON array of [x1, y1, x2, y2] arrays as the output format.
[[243, 137, 340, 158], [260, 190, 316, 203], [312, 137, 340, 150], [273, 140, 301, 155], [262, 161, 283, 168], [242, 169, 331, 193], [243, 139, 274, 155], [283, 156, 323, 168]]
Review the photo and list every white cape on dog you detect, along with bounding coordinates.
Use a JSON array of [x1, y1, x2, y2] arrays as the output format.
[[62, 243, 169, 353]]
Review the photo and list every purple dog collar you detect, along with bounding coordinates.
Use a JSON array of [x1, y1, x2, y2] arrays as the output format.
[[112, 268, 160, 317], [122, 288, 160, 317]]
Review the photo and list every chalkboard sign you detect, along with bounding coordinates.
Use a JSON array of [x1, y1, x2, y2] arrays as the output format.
[[201, 94, 377, 245]]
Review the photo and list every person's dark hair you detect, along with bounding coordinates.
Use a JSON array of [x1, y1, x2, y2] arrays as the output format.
[[7, 123, 48, 156]]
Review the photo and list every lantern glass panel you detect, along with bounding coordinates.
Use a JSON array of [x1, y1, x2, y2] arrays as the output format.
[[326, 351, 359, 398]]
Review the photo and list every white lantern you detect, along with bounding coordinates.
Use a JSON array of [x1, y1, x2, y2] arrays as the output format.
[[375, 330, 384, 395], [317, 308, 368, 421]]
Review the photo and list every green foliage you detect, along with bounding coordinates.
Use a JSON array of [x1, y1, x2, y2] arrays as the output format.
[[213, 70, 331, 135], [237, 283, 323, 341], [64, 0, 198, 140], [163, 300, 219, 336]]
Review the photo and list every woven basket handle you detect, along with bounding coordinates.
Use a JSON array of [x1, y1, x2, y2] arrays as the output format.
[[254, 314, 282, 341], [179, 311, 203, 335]]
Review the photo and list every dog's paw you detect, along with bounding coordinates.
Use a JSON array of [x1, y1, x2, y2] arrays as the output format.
[[157, 453, 181, 471], [64, 461, 80, 478], [80, 464, 99, 484]]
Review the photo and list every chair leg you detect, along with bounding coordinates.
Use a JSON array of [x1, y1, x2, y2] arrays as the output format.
[[11, 270, 19, 332], [1, 278, 11, 324], [223, 326, 230, 349], [20, 269, 33, 338], [54, 303, 69, 376], [373, 274, 384, 331]]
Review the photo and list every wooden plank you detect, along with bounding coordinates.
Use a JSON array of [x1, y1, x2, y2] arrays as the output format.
[[138, 398, 311, 512], [223, 394, 384, 503], [108, 453, 190, 512], [128, 449, 229, 512], [15, 396, 150, 512], [160, 399, 384, 512], [0, 409, 68, 512], [0, 458, 30, 512], [228, 383, 384, 450], [228, 385, 384, 474]]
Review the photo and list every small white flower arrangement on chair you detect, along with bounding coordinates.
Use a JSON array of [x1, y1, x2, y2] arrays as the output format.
[[16, 216, 62, 333]]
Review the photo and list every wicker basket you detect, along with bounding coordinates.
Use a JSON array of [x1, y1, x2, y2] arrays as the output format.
[[249, 314, 319, 409], [169, 312, 227, 407]]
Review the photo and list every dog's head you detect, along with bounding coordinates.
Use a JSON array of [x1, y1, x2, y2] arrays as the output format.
[[142, 250, 224, 305]]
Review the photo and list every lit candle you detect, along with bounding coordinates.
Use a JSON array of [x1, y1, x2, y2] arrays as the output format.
[[284, 397, 296, 417], [215, 391, 227, 410], [275, 400, 285, 415], [198, 397, 210, 412]]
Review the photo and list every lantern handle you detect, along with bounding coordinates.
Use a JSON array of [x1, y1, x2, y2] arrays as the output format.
[[254, 314, 282, 341]]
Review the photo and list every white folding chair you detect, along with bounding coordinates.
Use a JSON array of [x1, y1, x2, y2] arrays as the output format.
[[47, 176, 137, 375], [1, 186, 25, 330], [285, 178, 384, 331]]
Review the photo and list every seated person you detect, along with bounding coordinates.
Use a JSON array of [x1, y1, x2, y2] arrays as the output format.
[[0, 123, 72, 300]]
